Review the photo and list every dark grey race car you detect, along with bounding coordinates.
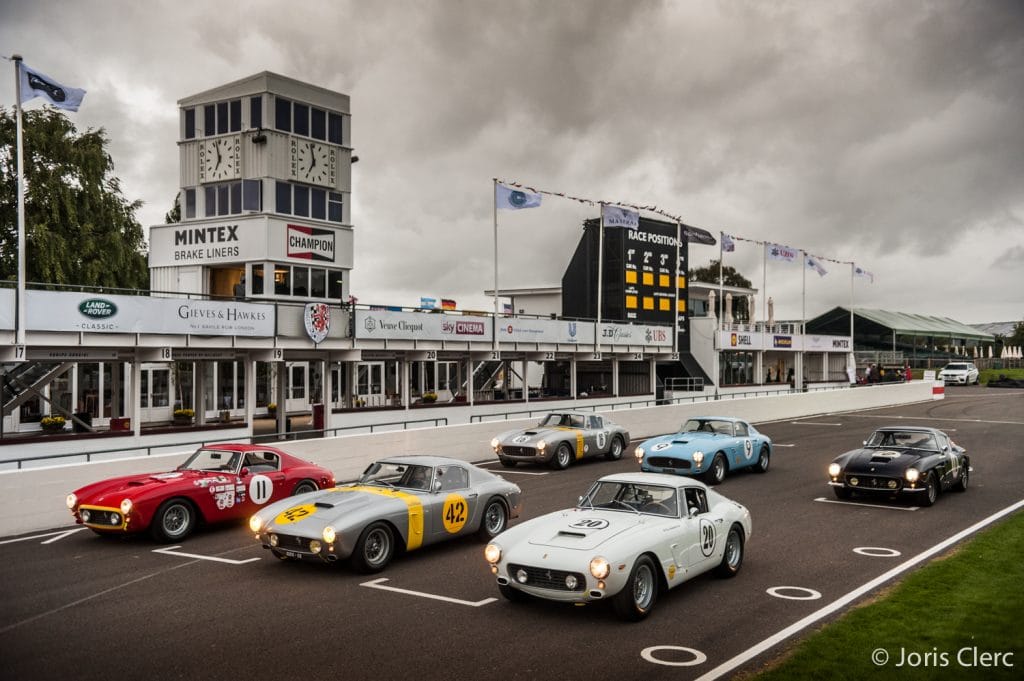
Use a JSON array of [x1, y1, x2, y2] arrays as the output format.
[[490, 412, 630, 470]]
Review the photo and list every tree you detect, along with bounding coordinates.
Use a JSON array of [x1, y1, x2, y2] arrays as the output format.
[[0, 106, 149, 289], [689, 259, 755, 321], [165, 192, 181, 224]]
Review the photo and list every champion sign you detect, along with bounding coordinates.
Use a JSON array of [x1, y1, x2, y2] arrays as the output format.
[[287, 224, 336, 262]]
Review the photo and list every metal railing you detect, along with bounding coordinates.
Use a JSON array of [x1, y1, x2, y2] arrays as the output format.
[[1, 416, 449, 470]]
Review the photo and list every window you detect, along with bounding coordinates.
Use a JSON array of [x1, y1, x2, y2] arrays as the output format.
[[293, 185, 309, 217], [184, 188, 196, 219], [328, 271, 343, 299], [275, 97, 291, 132], [230, 182, 241, 214], [251, 264, 265, 295], [328, 113, 343, 145], [229, 99, 242, 132], [311, 108, 326, 140], [217, 185, 229, 216], [203, 182, 248, 217], [204, 186, 216, 217], [184, 108, 195, 139], [328, 193, 343, 222], [684, 488, 708, 515], [734, 422, 749, 437], [216, 102, 228, 135], [436, 465, 469, 491], [250, 96, 262, 129], [274, 265, 290, 295], [202, 99, 242, 136], [292, 266, 309, 297], [293, 103, 309, 136], [275, 181, 291, 214], [588, 415, 603, 429], [242, 179, 261, 211], [310, 269, 326, 298], [204, 105, 215, 136], [290, 365, 306, 399], [311, 188, 326, 220]]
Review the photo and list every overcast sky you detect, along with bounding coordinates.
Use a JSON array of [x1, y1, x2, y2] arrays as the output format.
[[2, 0, 1022, 324]]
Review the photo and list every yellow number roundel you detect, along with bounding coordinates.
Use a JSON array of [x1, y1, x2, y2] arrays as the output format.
[[274, 504, 317, 525], [442, 494, 468, 534]]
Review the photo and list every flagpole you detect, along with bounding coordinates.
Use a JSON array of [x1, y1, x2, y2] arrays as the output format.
[[492, 178, 499, 351], [13, 55, 26, 347], [595, 204, 604, 355], [673, 221, 681, 355], [761, 243, 768, 331]]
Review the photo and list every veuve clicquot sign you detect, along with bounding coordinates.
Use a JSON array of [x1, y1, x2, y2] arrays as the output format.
[[79, 299, 118, 318]]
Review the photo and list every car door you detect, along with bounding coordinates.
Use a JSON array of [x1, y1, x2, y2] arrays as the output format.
[[425, 464, 479, 544], [730, 421, 755, 469], [933, 433, 963, 489], [236, 451, 289, 518], [587, 415, 610, 457], [680, 487, 722, 575]]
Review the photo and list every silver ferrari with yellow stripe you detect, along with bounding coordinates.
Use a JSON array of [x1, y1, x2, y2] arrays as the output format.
[[249, 455, 522, 573], [491, 412, 630, 470]]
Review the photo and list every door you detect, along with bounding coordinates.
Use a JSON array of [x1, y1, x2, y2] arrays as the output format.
[[285, 362, 308, 412], [426, 464, 478, 543], [356, 362, 385, 407], [682, 487, 722, 574], [587, 414, 611, 456], [140, 365, 173, 423]]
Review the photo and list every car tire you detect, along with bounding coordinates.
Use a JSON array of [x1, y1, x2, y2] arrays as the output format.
[[292, 480, 317, 496], [477, 498, 508, 540], [551, 443, 573, 470], [612, 555, 659, 621], [714, 525, 744, 578], [149, 498, 197, 543], [350, 521, 395, 573], [921, 471, 938, 507], [499, 458, 517, 468], [754, 445, 770, 473], [955, 465, 969, 492], [833, 486, 852, 500], [604, 436, 624, 461], [703, 453, 727, 485], [498, 582, 528, 602]]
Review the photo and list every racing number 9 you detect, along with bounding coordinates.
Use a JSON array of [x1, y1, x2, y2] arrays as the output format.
[[442, 493, 468, 534]]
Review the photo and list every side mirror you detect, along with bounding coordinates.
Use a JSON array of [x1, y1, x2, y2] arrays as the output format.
[[687, 506, 699, 519], [578, 496, 584, 504], [240, 467, 250, 476], [863, 440, 868, 446], [431, 480, 442, 493]]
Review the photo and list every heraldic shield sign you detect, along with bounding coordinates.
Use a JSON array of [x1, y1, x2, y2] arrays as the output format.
[[303, 303, 331, 344]]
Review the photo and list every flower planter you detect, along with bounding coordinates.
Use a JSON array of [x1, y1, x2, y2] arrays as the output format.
[[173, 417, 194, 426], [41, 424, 66, 434]]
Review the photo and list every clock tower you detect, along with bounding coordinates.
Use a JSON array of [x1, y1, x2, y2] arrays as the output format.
[[148, 72, 354, 304]]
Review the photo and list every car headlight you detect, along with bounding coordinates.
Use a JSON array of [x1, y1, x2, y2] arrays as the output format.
[[693, 451, 705, 466], [537, 440, 547, 451], [309, 540, 322, 554], [905, 468, 920, 483], [484, 543, 502, 564], [120, 499, 133, 515], [322, 526, 337, 544], [828, 463, 841, 477], [634, 446, 645, 463], [490, 438, 500, 449], [249, 515, 263, 533], [66, 493, 77, 510], [590, 556, 610, 579]]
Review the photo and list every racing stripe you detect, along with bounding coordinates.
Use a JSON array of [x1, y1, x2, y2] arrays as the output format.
[[335, 486, 424, 551], [550, 427, 586, 459]]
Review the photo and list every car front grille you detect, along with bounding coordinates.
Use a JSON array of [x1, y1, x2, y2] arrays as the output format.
[[647, 457, 692, 470], [273, 533, 314, 552], [507, 563, 586, 592], [845, 475, 902, 490], [80, 507, 123, 527], [502, 446, 538, 457]]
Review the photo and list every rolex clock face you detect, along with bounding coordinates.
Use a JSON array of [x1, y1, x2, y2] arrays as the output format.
[[291, 139, 336, 186], [199, 136, 240, 183]]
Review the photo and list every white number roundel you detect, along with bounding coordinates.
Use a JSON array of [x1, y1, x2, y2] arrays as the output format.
[[249, 474, 273, 505]]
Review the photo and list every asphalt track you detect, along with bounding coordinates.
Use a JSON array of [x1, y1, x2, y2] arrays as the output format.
[[1, 386, 1022, 681]]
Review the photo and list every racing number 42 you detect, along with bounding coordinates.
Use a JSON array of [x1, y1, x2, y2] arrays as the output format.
[[445, 500, 466, 525]]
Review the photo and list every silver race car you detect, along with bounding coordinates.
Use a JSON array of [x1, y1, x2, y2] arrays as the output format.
[[250, 455, 522, 572], [490, 412, 631, 470]]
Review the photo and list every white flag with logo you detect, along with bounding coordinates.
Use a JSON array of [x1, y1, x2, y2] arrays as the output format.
[[853, 264, 874, 283], [766, 242, 799, 262], [721, 233, 736, 252], [805, 254, 828, 277], [495, 182, 542, 210], [18, 62, 86, 112], [601, 204, 639, 229]]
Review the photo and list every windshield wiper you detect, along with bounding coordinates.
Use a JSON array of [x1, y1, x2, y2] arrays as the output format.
[[366, 479, 396, 488]]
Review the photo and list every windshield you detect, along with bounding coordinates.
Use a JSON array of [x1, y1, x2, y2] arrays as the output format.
[[681, 419, 732, 436], [865, 430, 939, 451], [359, 462, 433, 491], [178, 448, 241, 473], [539, 413, 585, 428], [943, 364, 968, 371], [578, 481, 679, 517]]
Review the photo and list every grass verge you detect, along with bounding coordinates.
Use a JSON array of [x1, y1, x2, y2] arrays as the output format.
[[752, 511, 1024, 680], [979, 367, 1024, 384]]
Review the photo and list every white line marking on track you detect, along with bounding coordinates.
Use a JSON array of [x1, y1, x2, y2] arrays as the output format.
[[641, 646, 708, 667], [847, 414, 1024, 426], [0, 527, 86, 545], [766, 586, 821, 601], [693, 496, 1024, 681], [360, 577, 498, 607], [814, 497, 918, 511], [791, 421, 842, 426], [152, 546, 261, 565]]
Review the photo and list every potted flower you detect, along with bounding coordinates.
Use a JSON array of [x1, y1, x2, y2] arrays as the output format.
[[421, 391, 438, 404], [173, 408, 194, 425], [41, 415, 66, 433], [267, 403, 277, 416]]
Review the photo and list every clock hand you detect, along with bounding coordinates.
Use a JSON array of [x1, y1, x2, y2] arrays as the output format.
[[308, 142, 316, 169], [214, 142, 222, 170]]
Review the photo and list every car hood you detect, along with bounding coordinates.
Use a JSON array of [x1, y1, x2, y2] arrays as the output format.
[[76, 470, 235, 506], [499, 427, 578, 444], [643, 432, 722, 450], [259, 484, 414, 533], [840, 448, 927, 473], [524, 509, 649, 551]]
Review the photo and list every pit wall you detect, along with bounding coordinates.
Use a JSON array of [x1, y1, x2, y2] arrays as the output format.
[[0, 382, 933, 537]]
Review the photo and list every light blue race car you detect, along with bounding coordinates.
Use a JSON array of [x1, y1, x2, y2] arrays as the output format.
[[634, 416, 772, 485]]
